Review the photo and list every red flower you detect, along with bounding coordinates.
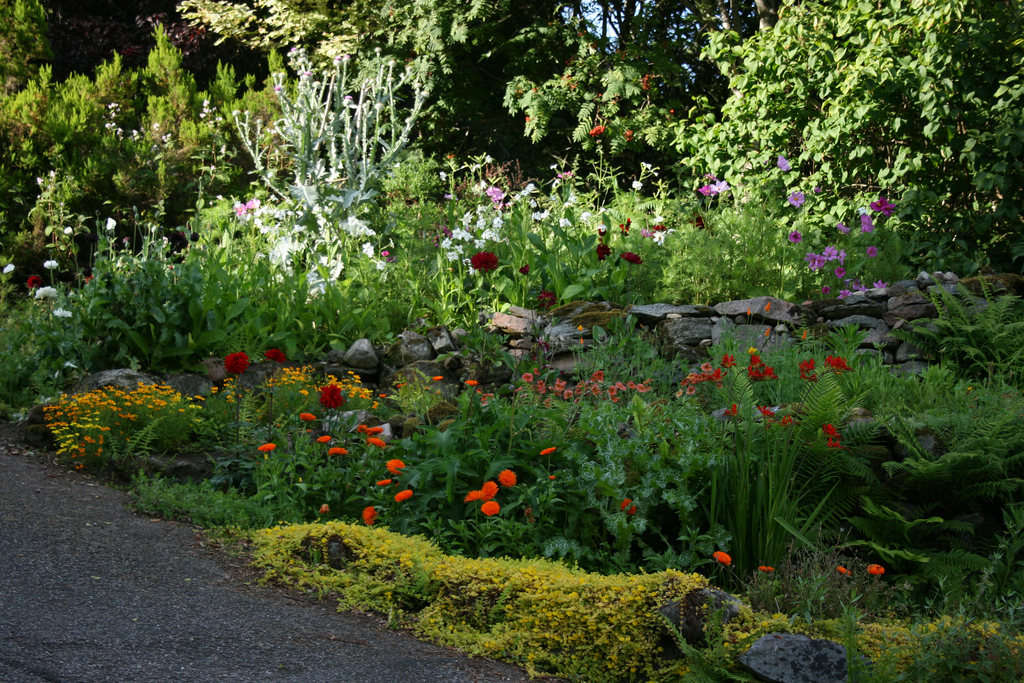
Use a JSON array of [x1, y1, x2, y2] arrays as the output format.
[[362, 506, 377, 525], [721, 354, 736, 368], [299, 413, 317, 422], [386, 459, 405, 474], [319, 384, 345, 409], [319, 504, 330, 515], [264, 348, 286, 363], [224, 352, 250, 375], [724, 404, 738, 416], [470, 251, 499, 272], [519, 264, 530, 275], [481, 500, 501, 516], [26, 275, 43, 289], [620, 498, 633, 511], [588, 125, 606, 137], [620, 218, 631, 234], [799, 358, 817, 381], [620, 252, 642, 265], [596, 243, 612, 261], [758, 566, 774, 573], [758, 405, 775, 418], [825, 355, 851, 373], [395, 489, 413, 502], [538, 290, 556, 309], [713, 551, 732, 566], [836, 566, 850, 575], [480, 481, 499, 501]]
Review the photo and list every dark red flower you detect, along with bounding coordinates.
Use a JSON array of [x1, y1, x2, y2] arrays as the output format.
[[721, 354, 736, 368], [320, 384, 345, 410], [596, 244, 612, 261], [224, 352, 250, 375], [538, 290, 556, 309], [26, 275, 43, 289], [693, 214, 706, 230], [470, 251, 499, 272], [620, 252, 643, 265], [799, 358, 817, 381], [264, 348, 286, 363], [825, 355, 851, 373], [519, 264, 530, 275], [620, 218, 631, 234]]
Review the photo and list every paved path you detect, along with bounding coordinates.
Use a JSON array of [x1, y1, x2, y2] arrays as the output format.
[[0, 439, 533, 682]]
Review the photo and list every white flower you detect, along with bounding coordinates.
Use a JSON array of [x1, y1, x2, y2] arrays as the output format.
[[106, 218, 117, 232], [480, 229, 500, 242], [2, 264, 13, 274], [63, 360, 78, 369], [532, 210, 549, 221], [63, 227, 73, 235], [857, 207, 869, 215], [35, 286, 58, 299], [361, 242, 375, 258], [43, 260, 58, 270], [559, 218, 572, 228], [451, 228, 473, 242], [632, 180, 643, 190], [650, 229, 675, 246], [53, 308, 72, 318], [653, 215, 665, 223], [580, 211, 593, 222], [439, 171, 447, 180], [529, 199, 538, 209], [523, 183, 537, 194], [474, 239, 486, 249], [445, 251, 460, 262]]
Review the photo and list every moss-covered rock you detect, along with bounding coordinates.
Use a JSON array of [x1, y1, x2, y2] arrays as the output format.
[[571, 309, 626, 330], [425, 401, 459, 425], [960, 273, 1024, 297]]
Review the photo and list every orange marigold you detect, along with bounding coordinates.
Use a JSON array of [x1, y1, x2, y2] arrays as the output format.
[[836, 566, 851, 575], [319, 504, 330, 515], [480, 481, 499, 501], [316, 435, 332, 443], [540, 447, 557, 456], [464, 490, 485, 502], [432, 376, 444, 381], [257, 443, 276, 452], [328, 447, 348, 456], [758, 566, 774, 573], [481, 501, 501, 516], [376, 479, 393, 486], [498, 469, 517, 487], [367, 437, 387, 448], [362, 506, 377, 525], [386, 459, 405, 474], [713, 551, 732, 566], [867, 564, 885, 576], [395, 489, 413, 502], [465, 380, 479, 386], [299, 413, 317, 422], [366, 426, 384, 435]]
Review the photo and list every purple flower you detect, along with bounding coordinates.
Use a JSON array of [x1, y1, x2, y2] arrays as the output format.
[[870, 196, 896, 216], [788, 231, 802, 243], [813, 187, 822, 194], [713, 180, 730, 194], [837, 222, 850, 235], [838, 249, 847, 265], [873, 280, 889, 288], [705, 173, 718, 180], [777, 156, 791, 171], [822, 245, 839, 261], [835, 267, 846, 278], [866, 246, 878, 257], [485, 186, 506, 207], [854, 281, 868, 292], [805, 252, 828, 271], [821, 285, 831, 294], [698, 184, 717, 196], [860, 214, 874, 233], [788, 191, 806, 208], [838, 289, 851, 299]]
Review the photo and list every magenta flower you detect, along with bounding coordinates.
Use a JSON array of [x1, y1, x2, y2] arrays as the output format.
[[870, 196, 896, 216], [873, 280, 889, 288], [837, 222, 850, 235], [813, 187, 822, 194], [822, 285, 831, 294], [485, 186, 506, 207], [698, 184, 717, 196], [822, 245, 840, 261], [866, 246, 878, 257], [835, 267, 846, 278], [860, 214, 874, 233], [788, 191, 806, 207], [777, 156, 791, 171], [788, 231, 802, 243], [805, 252, 828, 271], [838, 289, 851, 299]]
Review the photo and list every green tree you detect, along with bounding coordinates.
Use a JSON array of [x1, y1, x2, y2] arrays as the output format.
[[0, 0, 51, 95]]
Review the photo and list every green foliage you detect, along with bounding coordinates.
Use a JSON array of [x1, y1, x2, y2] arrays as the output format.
[[0, 0, 50, 95], [676, 0, 1024, 274], [131, 473, 275, 529]]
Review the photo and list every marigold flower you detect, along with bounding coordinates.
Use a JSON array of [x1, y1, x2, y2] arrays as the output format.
[[319, 384, 345, 409], [224, 352, 250, 375], [362, 506, 377, 525], [319, 504, 330, 514], [836, 566, 850, 575], [316, 435, 332, 443], [386, 459, 405, 474], [540, 447, 556, 456], [867, 564, 885, 575], [758, 566, 774, 573], [299, 412, 317, 422], [464, 490, 485, 502], [365, 426, 384, 435], [328, 447, 348, 456], [549, 475, 556, 480], [367, 437, 387, 448], [498, 469, 517, 487], [264, 348, 286, 363], [465, 380, 479, 386], [481, 501, 501, 516], [432, 376, 443, 381], [713, 551, 732, 566], [480, 481, 499, 501], [620, 498, 633, 511], [257, 443, 276, 452], [395, 489, 413, 502], [377, 479, 393, 486]]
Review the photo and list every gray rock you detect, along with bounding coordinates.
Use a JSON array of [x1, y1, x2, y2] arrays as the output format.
[[827, 315, 883, 330], [72, 369, 159, 395], [714, 296, 804, 325], [489, 311, 538, 335], [162, 373, 213, 399], [895, 360, 931, 376], [659, 317, 715, 347], [820, 300, 886, 320], [628, 303, 715, 326], [343, 338, 380, 369], [895, 341, 924, 363], [426, 327, 458, 354], [386, 331, 436, 367], [201, 358, 228, 385], [860, 322, 893, 349], [737, 633, 849, 683], [916, 271, 941, 288], [712, 319, 790, 352], [660, 588, 743, 648], [944, 271, 959, 284]]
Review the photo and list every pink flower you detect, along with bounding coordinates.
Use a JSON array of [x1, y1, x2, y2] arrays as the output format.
[[866, 246, 878, 257]]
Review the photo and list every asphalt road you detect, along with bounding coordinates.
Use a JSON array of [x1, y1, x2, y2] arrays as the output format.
[[0, 435, 534, 683]]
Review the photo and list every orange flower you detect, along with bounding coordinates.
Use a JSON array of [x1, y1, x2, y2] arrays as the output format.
[[356, 425, 368, 433], [758, 566, 774, 573], [867, 564, 885, 576], [481, 501, 501, 516], [319, 504, 330, 514], [464, 490, 485, 502], [299, 413, 317, 422], [328, 447, 348, 456], [836, 566, 850, 575], [801, 329, 808, 340], [549, 475, 556, 480], [362, 506, 377, 525], [764, 301, 772, 312], [620, 498, 633, 511], [480, 481, 499, 501], [395, 489, 413, 502], [316, 435, 332, 443], [465, 379, 479, 386], [386, 459, 405, 474], [713, 551, 732, 566], [498, 469, 517, 487], [432, 376, 444, 381], [540, 447, 557, 456], [257, 443, 276, 452], [367, 437, 387, 448], [376, 479, 393, 486], [366, 426, 384, 435]]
